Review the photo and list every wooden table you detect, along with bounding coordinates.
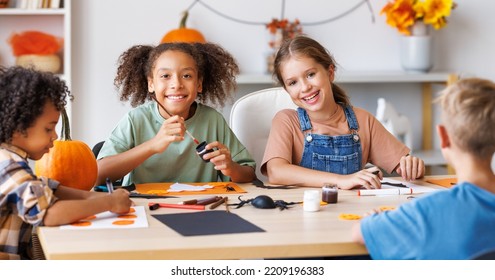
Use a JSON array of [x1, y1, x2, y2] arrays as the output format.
[[37, 177, 448, 260]]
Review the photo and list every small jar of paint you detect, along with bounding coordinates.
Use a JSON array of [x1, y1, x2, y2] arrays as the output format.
[[303, 190, 320, 212], [322, 184, 338, 204], [195, 141, 214, 162]]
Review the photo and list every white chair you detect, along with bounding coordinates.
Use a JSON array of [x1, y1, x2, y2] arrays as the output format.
[[230, 87, 297, 181]]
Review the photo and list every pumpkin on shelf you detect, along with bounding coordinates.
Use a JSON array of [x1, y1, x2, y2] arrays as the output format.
[[35, 107, 98, 191], [9, 31, 63, 73], [160, 11, 206, 43]]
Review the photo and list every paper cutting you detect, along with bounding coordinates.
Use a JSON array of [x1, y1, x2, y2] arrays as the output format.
[[168, 182, 214, 192], [60, 206, 148, 230]]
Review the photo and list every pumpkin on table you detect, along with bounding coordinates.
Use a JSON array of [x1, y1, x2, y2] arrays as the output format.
[[34, 107, 98, 191], [161, 11, 206, 43]]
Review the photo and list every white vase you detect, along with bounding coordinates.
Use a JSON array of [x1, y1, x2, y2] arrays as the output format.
[[400, 22, 433, 73], [400, 35, 433, 73]]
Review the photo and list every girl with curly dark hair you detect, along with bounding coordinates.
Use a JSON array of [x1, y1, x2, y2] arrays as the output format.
[[0, 66, 132, 259], [96, 43, 255, 185]]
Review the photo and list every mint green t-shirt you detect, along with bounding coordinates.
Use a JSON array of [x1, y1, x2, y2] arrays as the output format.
[[98, 102, 255, 185]]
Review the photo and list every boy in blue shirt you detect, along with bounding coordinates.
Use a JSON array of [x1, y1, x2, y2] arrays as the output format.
[[352, 78, 495, 259]]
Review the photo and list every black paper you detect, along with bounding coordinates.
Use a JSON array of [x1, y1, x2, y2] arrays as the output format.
[[153, 211, 265, 236]]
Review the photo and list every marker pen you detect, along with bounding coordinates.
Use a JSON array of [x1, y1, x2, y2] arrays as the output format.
[[148, 202, 205, 211], [106, 178, 114, 194], [358, 188, 413, 196]]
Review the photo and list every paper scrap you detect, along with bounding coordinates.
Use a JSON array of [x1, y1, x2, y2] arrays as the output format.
[[167, 182, 215, 192], [60, 206, 148, 230], [381, 178, 440, 194]]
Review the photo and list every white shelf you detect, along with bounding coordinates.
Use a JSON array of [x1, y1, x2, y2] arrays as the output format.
[[0, 8, 65, 15], [237, 71, 453, 85], [0, 1, 72, 125], [335, 71, 453, 83]]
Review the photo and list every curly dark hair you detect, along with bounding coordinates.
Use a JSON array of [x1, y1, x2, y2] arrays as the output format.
[[114, 42, 239, 108], [0, 66, 72, 143]]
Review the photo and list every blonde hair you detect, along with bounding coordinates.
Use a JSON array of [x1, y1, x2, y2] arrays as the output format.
[[436, 78, 495, 160]]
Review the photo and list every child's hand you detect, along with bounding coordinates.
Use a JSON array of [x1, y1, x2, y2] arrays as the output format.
[[336, 168, 382, 190], [201, 141, 234, 174], [151, 115, 185, 153], [395, 155, 425, 181], [109, 189, 133, 214]]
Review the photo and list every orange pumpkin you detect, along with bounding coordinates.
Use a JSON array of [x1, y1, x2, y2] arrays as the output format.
[[161, 11, 206, 43], [34, 107, 98, 191]]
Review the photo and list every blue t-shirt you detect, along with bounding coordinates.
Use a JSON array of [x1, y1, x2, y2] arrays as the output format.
[[361, 182, 495, 259]]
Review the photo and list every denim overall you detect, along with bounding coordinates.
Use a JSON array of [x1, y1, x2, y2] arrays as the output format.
[[298, 105, 362, 174]]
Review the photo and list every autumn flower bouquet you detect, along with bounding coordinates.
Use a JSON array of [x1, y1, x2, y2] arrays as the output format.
[[266, 18, 303, 49], [381, 0, 456, 36], [265, 18, 302, 72]]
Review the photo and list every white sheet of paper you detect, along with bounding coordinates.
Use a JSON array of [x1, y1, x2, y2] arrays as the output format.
[[381, 178, 440, 194], [167, 182, 214, 192], [60, 205, 148, 230]]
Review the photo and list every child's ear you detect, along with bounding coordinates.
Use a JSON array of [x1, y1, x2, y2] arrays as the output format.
[[197, 78, 203, 94], [328, 65, 335, 82], [148, 78, 154, 92], [437, 125, 451, 149]]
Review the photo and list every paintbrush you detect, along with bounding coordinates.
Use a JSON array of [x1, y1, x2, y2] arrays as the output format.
[[150, 94, 200, 145]]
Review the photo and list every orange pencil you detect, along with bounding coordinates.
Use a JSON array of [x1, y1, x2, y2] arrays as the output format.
[[148, 202, 205, 210]]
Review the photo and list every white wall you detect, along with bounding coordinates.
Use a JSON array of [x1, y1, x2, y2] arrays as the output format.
[[71, 0, 495, 152]]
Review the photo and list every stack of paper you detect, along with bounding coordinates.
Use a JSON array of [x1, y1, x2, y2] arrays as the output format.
[[357, 178, 440, 196]]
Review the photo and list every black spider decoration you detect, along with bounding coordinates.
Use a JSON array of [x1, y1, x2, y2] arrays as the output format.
[[224, 185, 235, 192], [230, 195, 301, 210]]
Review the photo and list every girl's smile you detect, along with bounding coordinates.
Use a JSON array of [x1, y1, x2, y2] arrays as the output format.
[[301, 90, 321, 104]]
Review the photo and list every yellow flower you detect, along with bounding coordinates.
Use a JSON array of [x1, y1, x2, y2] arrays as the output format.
[[418, 0, 454, 29], [381, 0, 417, 35], [381, 0, 456, 35]]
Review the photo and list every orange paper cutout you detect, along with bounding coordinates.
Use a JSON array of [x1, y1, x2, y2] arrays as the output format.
[[112, 220, 135, 226], [426, 178, 457, 188], [136, 182, 246, 196], [379, 206, 396, 211], [338, 213, 362, 220], [83, 215, 97, 220], [70, 221, 92, 227]]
